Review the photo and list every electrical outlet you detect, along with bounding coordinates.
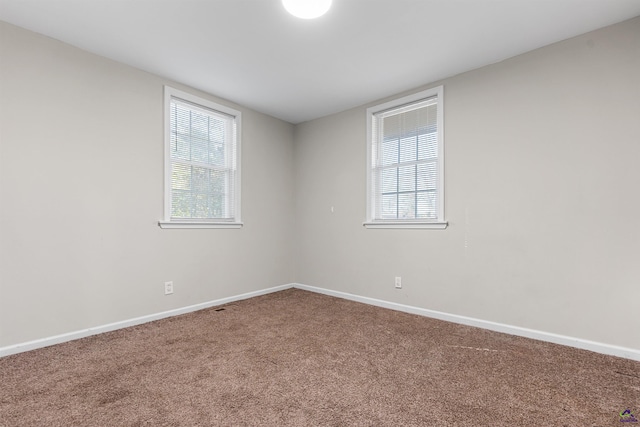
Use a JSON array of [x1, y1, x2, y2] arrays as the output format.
[[395, 276, 402, 289], [164, 281, 174, 295]]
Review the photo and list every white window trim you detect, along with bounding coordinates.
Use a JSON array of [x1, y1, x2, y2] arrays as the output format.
[[364, 86, 447, 230], [158, 220, 242, 229], [362, 221, 448, 229], [158, 86, 243, 229]]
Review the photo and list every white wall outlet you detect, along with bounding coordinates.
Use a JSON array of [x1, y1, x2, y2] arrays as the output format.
[[395, 276, 402, 289], [164, 281, 174, 295]]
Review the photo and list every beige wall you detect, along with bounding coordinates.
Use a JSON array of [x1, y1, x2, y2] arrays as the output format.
[[0, 22, 296, 346], [293, 17, 640, 350], [2, 16, 639, 352]]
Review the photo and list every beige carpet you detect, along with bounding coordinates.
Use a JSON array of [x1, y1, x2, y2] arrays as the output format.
[[1, 288, 638, 426]]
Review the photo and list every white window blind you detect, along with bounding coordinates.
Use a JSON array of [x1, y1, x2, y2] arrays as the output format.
[[366, 86, 446, 229], [160, 87, 241, 228]]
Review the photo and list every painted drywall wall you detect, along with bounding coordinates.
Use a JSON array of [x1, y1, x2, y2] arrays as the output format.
[[293, 17, 640, 350], [0, 22, 296, 347]]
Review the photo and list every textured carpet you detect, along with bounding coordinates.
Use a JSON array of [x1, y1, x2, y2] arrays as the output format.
[[1, 288, 638, 426]]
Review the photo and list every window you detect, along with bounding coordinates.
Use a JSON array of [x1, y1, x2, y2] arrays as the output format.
[[159, 87, 242, 229], [365, 86, 446, 229]]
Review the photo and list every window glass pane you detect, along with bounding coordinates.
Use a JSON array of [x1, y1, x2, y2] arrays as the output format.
[[210, 142, 224, 167], [192, 193, 214, 218], [417, 162, 437, 191], [171, 133, 190, 161], [190, 110, 209, 140], [381, 194, 397, 218], [212, 169, 230, 218], [398, 193, 415, 219], [171, 189, 191, 218], [398, 165, 416, 192], [398, 135, 417, 163], [191, 136, 209, 164], [417, 131, 438, 160], [210, 117, 225, 144], [175, 104, 191, 135], [191, 166, 211, 193], [380, 138, 398, 166], [381, 168, 397, 194], [171, 163, 191, 191], [209, 118, 226, 166], [416, 191, 437, 219]]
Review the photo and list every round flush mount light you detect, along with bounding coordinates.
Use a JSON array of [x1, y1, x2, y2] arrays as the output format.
[[282, 0, 332, 19]]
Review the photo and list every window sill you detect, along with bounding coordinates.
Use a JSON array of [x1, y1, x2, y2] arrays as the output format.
[[363, 221, 448, 229], [158, 221, 243, 229]]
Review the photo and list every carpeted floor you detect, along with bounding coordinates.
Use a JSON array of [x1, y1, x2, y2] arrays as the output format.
[[1, 288, 638, 426]]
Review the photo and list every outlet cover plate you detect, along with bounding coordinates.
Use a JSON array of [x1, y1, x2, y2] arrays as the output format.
[[164, 281, 174, 295]]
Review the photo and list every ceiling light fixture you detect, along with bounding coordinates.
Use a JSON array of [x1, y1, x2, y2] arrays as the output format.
[[282, 0, 332, 19]]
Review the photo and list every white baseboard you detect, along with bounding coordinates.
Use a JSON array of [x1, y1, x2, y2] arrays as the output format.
[[292, 283, 640, 362], [0, 284, 291, 358], [2, 282, 639, 361]]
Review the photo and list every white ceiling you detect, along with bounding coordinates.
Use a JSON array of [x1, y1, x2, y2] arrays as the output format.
[[1, 0, 639, 124]]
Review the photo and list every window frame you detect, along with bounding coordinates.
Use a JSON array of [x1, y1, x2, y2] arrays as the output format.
[[364, 86, 447, 229], [158, 86, 242, 229]]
